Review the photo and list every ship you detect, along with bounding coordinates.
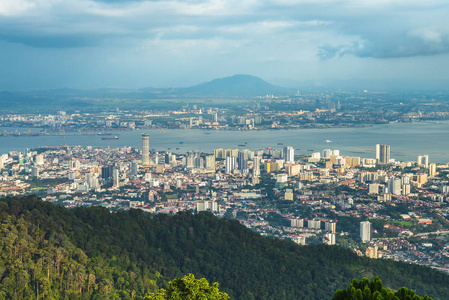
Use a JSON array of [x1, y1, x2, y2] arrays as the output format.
[[102, 136, 119, 140], [323, 140, 332, 143]]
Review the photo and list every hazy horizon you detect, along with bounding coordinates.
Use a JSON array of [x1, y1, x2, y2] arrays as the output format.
[[1, 0, 449, 90]]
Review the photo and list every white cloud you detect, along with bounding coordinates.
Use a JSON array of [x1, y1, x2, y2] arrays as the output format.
[[0, 0, 35, 16], [1, 0, 449, 88]]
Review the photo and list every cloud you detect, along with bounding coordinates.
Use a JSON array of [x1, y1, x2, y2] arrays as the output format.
[[318, 28, 449, 59], [1, 0, 448, 58], [1, 0, 449, 89], [0, 0, 36, 16]]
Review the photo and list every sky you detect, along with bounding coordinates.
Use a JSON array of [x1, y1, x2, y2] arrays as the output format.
[[1, 0, 449, 90]]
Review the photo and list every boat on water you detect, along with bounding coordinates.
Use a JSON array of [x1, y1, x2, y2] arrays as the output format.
[[277, 143, 284, 145], [102, 136, 119, 140], [307, 149, 314, 151], [323, 140, 332, 143]]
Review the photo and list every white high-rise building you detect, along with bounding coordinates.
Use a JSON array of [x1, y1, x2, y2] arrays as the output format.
[[205, 155, 216, 171], [308, 219, 321, 229], [429, 163, 437, 178], [197, 201, 218, 212], [35, 154, 44, 165], [388, 177, 402, 195], [369, 183, 379, 195], [68, 171, 76, 180], [238, 150, 249, 174], [291, 218, 304, 228], [252, 156, 261, 177], [154, 151, 159, 165], [113, 168, 119, 187], [226, 156, 237, 174], [31, 166, 39, 177], [324, 233, 336, 245], [283, 146, 295, 163], [323, 149, 332, 159], [402, 176, 410, 184], [325, 221, 336, 233], [141, 134, 150, 165], [418, 155, 429, 167], [130, 160, 138, 176], [376, 144, 390, 165], [360, 221, 371, 242], [402, 184, 411, 195]]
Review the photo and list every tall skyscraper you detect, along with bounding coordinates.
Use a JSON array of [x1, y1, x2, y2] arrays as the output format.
[[429, 163, 437, 178], [360, 221, 371, 242], [283, 146, 294, 163], [226, 156, 237, 174], [113, 168, 119, 187], [205, 155, 216, 171], [376, 144, 390, 165], [154, 151, 159, 165], [142, 134, 149, 165], [322, 149, 332, 159], [165, 151, 172, 164], [238, 150, 249, 174], [388, 177, 402, 195], [252, 156, 261, 177], [418, 155, 429, 167], [31, 166, 39, 177], [130, 160, 138, 176]]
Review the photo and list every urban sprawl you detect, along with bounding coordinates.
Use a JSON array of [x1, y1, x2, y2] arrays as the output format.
[[2, 137, 449, 274]]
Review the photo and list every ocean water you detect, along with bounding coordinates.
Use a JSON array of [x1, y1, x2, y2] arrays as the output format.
[[1, 120, 448, 163]]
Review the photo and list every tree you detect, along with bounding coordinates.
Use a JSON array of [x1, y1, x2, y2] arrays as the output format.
[[332, 276, 433, 300], [144, 274, 229, 300]]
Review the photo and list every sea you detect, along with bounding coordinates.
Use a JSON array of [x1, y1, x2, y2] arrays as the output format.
[[1, 120, 449, 163]]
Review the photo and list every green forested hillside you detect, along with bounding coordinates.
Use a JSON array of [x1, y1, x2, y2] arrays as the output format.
[[0, 196, 448, 299]]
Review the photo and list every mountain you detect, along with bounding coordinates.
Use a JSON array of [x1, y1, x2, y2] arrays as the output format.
[[1, 196, 448, 299], [179, 74, 293, 97]]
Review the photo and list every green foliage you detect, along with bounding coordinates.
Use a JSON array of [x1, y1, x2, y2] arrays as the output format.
[[144, 273, 229, 300], [332, 276, 433, 300], [0, 196, 449, 299], [26, 177, 67, 189]]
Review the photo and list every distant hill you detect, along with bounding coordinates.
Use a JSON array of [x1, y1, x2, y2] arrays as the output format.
[[0, 196, 448, 299], [269, 77, 449, 92], [179, 74, 292, 97]]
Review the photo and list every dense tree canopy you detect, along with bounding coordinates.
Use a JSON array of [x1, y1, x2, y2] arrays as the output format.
[[1, 196, 449, 299], [144, 274, 229, 300], [333, 277, 432, 300]]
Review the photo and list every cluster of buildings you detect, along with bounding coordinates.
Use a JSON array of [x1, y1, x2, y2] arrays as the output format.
[[4, 88, 449, 135], [1, 134, 449, 271]]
